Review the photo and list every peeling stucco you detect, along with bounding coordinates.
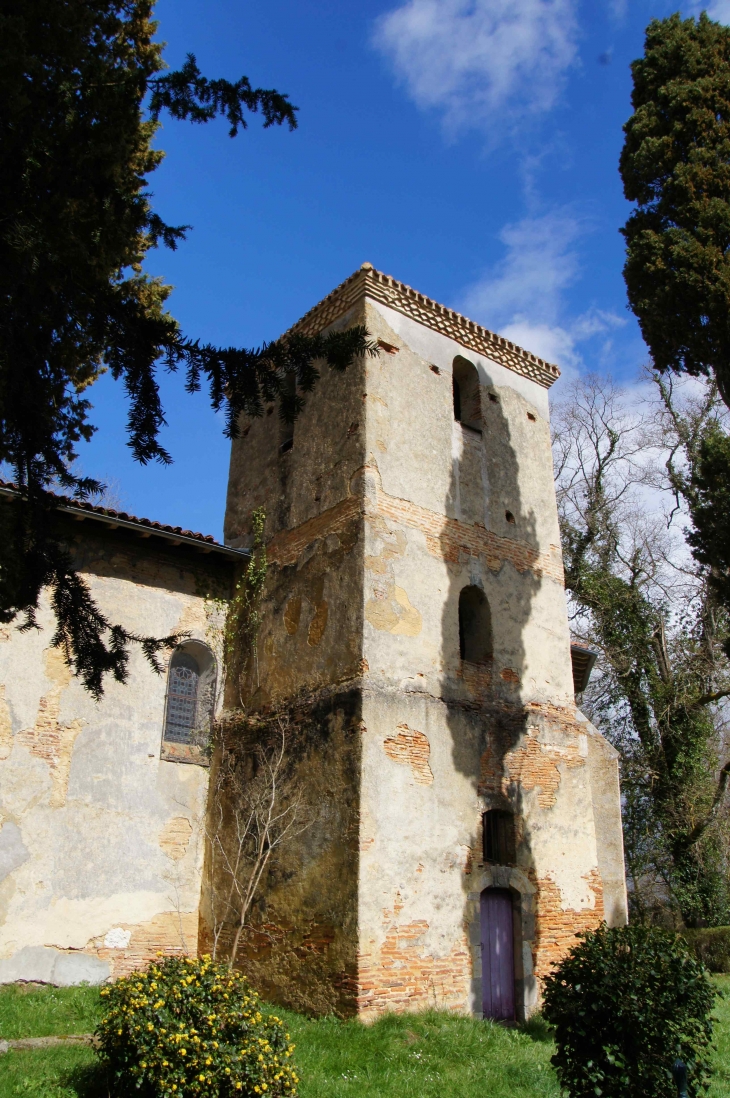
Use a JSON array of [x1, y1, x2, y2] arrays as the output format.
[[220, 286, 627, 1022], [383, 725, 434, 785], [0, 530, 231, 983]]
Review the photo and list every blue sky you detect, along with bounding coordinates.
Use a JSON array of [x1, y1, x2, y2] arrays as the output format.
[[80, 0, 728, 539]]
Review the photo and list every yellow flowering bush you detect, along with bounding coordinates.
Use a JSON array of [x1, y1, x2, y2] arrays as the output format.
[[96, 955, 298, 1097]]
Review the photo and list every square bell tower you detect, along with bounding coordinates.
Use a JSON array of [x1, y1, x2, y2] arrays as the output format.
[[220, 265, 627, 1020]]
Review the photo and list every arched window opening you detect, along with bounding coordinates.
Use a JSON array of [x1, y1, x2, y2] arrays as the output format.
[[452, 356, 482, 431], [163, 641, 217, 747], [483, 810, 516, 864], [458, 585, 492, 663]]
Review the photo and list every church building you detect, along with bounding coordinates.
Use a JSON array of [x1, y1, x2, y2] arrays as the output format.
[[0, 265, 626, 1021]]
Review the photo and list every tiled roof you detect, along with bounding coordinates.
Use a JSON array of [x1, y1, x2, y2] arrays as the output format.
[[286, 264, 561, 389], [0, 481, 247, 560]]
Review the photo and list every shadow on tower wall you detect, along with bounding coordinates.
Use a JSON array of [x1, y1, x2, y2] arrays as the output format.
[[440, 367, 549, 1020]]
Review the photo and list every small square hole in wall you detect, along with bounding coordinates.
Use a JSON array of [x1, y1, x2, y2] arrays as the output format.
[[378, 339, 399, 355], [489, 393, 499, 403], [527, 412, 536, 422], [505, 511, 516, 524]]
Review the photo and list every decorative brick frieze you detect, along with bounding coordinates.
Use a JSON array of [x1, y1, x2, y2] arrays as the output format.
[[266, 487, 564, 585], [286, 266, 561, 390]]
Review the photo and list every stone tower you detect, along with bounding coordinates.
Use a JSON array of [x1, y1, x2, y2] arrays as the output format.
[[222, 265, 627, 1021]]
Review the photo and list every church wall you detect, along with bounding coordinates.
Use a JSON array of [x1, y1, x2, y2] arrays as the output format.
[[215, 317, 371, 1011], [0, 531, 228, 985], [356, 301, 621, 1019], [217, 280, 627, 1021], [201, 691, 363, 1017]]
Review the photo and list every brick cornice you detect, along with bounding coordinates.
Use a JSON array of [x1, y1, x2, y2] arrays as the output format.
[[286, 265, 561, 390]]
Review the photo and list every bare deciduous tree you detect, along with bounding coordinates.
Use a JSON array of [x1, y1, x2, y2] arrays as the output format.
[[205, 716, 311, 968], [554, 373, 730, 926]]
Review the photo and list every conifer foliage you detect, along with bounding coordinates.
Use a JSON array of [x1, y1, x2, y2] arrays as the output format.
[[621, 13, 730, 410], [620, 14, 730, 673], [0, 1, 372, 696]]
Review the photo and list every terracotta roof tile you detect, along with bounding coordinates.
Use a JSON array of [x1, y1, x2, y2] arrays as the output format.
[[0, 480, 245, 558]]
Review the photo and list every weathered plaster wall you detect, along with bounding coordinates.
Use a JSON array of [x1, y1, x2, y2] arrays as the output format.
[[352, 300, 623, 1019], [202, 694, 362, 1017], [221, 286, 626, 1020], [584, 716, 629, 927], [216, 306, 370, 1011], [225, 300, 369, 552], [223, 302, 369, 713], [0, 532, 228, 983]]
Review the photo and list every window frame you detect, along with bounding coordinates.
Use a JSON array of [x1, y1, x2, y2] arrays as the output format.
[[482, 809, 516, 865], [160, 640, 217, 765]]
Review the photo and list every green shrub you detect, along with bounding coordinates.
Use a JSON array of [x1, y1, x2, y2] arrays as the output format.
[[683, 926, 730, 973], [96, 954, 298, 1097], [542, 923, 716, 1098]]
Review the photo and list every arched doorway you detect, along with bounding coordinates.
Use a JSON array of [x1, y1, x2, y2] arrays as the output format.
[[480, 888, 515, 1021]]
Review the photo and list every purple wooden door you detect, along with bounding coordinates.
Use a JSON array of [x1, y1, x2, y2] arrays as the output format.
[[480, 888, 515, 1021]]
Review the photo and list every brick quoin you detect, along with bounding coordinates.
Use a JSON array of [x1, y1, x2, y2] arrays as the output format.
[[530, 870, 605, 982]]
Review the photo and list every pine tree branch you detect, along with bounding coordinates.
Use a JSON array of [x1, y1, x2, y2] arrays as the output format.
[[149, 55, 298, 137]]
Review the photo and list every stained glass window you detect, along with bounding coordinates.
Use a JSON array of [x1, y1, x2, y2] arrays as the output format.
[[164, 653, 200, 744]]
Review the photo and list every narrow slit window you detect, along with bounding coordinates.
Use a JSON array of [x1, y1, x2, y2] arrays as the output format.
[[483, 810, 516, 864], [453, 376, 462, 421]]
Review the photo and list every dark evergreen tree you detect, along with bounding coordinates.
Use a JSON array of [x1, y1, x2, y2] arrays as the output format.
[[621, 13, 730, 409], [621, 13, 730, 663], [0, 0, 372, 696]]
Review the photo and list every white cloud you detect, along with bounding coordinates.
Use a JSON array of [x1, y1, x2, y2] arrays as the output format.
[[687, 0, 730, 21], [460, 211, 626, 374], [705, 0, 730, 20], [607, 0, 628, 20], [462, 212, 581, 323], [372, 0, 579, 133]]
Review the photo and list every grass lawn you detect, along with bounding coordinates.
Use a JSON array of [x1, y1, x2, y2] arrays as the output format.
[[0, 977, 726, 1097]]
